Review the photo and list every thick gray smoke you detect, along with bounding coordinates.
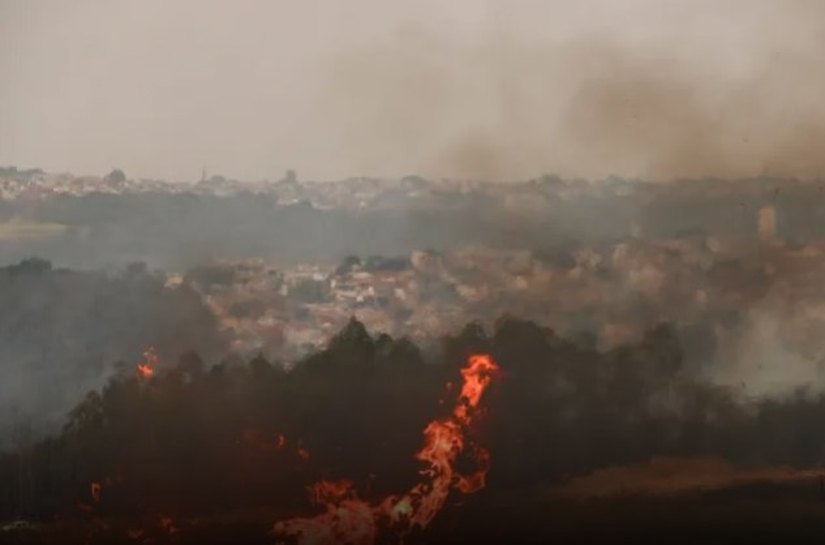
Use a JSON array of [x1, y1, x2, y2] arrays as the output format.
[[2, 1, 825, 181], [316, 0, 825, 181]]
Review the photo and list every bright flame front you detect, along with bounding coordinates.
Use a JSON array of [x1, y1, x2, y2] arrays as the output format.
[[272, 353, 500, 545]]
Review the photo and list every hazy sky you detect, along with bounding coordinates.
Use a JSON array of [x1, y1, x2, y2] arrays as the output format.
[[2, 1, 824, 182]]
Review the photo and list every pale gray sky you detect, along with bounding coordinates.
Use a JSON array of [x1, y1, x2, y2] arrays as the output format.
[[1, 1, 823, 181]]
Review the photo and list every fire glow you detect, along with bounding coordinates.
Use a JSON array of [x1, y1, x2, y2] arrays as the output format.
[[272, 353, 500, 545], [90, 482, 102, 503], [136, 347, 158, 379]]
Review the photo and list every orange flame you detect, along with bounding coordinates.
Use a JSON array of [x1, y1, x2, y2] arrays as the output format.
[[455, 446, 491, 494], [90, 481, 102, 503], [310, 480, 357, 506], [272, 353, 499, 545], [136, 347, 158, 379]]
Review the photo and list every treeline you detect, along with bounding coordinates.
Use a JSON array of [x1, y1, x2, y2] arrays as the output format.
[[6, 178, 825, 269], [3, 316, 825, 520], [0, 193, 569, 268]]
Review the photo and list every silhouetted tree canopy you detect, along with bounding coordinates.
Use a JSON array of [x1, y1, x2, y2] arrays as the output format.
[[4, 317, 825, 522]]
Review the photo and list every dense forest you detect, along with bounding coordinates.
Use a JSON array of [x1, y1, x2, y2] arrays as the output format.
[[4, 315, 825, 527]]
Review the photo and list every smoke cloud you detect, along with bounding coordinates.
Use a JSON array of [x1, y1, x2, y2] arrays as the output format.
[[2, 1, 825, 181]]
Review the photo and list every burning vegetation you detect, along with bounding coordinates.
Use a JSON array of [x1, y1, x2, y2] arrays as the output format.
[[271, 354, 499, 545], [136, 347, 158, 380], [6, 317, 825, 543], [8, 1, 825, 541]]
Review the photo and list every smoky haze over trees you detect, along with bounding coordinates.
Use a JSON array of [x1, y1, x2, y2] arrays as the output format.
[[6, 318, 825, 529], [0, 177, 822, 269], [0, 259, 226, 446]]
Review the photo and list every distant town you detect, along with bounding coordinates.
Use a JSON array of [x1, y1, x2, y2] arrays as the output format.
[[2, 165, 824, 395]]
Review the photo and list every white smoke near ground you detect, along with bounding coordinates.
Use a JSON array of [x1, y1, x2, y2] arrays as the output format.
[[710, 284, 825, 398]]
